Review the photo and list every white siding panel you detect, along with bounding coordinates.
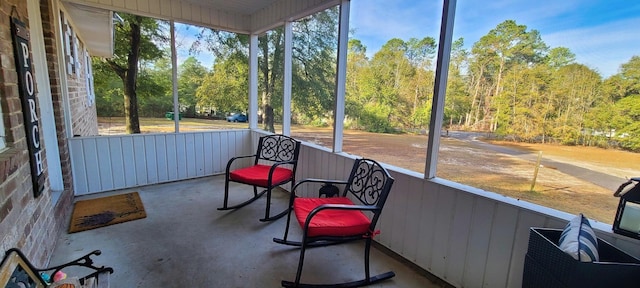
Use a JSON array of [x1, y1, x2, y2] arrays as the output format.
[[83, 139, 102, 193], [181, 2, 191, 20], [414, 181, 439, 270], [194, 133, 205, 175], [462, 198, 495, 286], [201, 7, 211, 26], [202, 133, 213, 174], [112, 0, 124, 9], [165, 134, 178, 181], [389, 177, 409, 251], [138, 0, 149, 12], [484, 204, 519, 288], [155, 135, 169, 182], [69, 131, 251, 195], [125, 0, 136, 10], [186, 133, 197, 177], [219, 133, 230, 171], [175, 134, 188, 179], [400, 176, 423, 260], [148, 0, 161, 15], [445, 192, 474, 287], [160, 0, 171, 17], [133, 136, 148, 185], [70, 140, 88, 195], [121, 136, 137, 188], [431, 186, 455, 277], [144, 135, 159, 183], [320, 151, 329, 178], [191, 5, 201, 23], [171, 1, 182, 19], [212, 133, 222, 173], [108, 137, 126, 190], [96, 138, 114, 191]]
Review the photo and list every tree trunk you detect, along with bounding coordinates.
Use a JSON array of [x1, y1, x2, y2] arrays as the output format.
[[124, 16, 142, 134], [260, 36, 274, 132]]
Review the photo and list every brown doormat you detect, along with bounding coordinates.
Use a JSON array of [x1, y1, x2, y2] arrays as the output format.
[[69, 192, 146, 233]]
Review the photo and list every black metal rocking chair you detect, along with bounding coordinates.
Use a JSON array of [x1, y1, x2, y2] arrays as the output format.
[[218, 134, 301, 222], [273, 158, 396, 287]]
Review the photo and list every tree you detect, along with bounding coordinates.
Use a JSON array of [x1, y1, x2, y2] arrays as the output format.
[[178, 57, 208, 117], [193, 7, 339, 132], [99, 13, 165, 133], [93, 57, 125, 117], [196, 53, 249, 114], [444, 38, 468, 128], [469, 20, 548, 131]]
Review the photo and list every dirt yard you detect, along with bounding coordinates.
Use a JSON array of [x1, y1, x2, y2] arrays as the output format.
[[98, 117, 640, 224]]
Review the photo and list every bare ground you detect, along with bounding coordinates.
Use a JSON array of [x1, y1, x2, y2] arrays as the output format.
[[98, 117, 640, 224]]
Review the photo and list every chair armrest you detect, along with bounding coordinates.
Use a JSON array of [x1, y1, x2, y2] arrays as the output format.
[[36, 250, 114, 284], [225, 154, 257, 172], [291, 179, 349, 195], [267, 159, 298, 172]]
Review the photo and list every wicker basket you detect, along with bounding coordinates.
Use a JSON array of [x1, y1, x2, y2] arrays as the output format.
[[523, 228, 640, 288]]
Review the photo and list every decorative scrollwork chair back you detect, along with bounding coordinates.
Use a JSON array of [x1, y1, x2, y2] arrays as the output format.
[[273, 158, 395, 287], [218, 134, 301, 222]]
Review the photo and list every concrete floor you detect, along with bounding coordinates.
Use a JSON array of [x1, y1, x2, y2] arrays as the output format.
[[51, 176, 444, 287]]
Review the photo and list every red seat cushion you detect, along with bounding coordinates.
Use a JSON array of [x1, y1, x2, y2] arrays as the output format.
[[229, 164, 293, 187], [293, 197, 372, 237]]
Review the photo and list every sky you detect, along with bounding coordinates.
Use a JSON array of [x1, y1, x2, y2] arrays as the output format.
[[176, 0, 640, 78], [349, 0, 640, 77]]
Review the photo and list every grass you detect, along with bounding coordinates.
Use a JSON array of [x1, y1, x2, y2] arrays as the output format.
[[97, 117, 639, 224]]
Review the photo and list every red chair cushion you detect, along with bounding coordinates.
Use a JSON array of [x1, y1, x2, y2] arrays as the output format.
[[229, 164, 293, 187], [293, 197, 372, 237]]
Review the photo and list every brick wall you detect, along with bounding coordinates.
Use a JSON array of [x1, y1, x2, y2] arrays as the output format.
[[66, 51, 99, 136], [40, 0, 74, 193], [0, 0, 59, 267]]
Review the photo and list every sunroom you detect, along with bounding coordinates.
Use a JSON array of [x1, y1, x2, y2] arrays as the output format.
[[5, 0, 640, 287]]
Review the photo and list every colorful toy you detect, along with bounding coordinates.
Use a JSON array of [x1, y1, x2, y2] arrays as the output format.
[[53, 270, 67, 282]]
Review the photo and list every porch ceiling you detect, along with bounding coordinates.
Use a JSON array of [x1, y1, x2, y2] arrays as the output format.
[[64, 0, 340, 34], [62, 2, 114, 57]]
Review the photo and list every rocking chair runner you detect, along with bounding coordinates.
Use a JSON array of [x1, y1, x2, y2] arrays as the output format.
[[218, 134, 301, 222], [273, 158, 395, 288]]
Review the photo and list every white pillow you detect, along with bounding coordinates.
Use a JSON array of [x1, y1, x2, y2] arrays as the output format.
[[559, 213, 599, 262]]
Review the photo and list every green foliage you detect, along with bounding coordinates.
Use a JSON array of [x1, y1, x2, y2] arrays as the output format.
[[93, 58, 124, 116], [178, 57, 208, 116], [90, 12, 640, 153], [196, 55, 249, 114], [358, 103, 395, 133]]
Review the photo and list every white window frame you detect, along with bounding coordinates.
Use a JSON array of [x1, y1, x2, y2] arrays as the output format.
[[85, 49, 95, 106], [60, 12, 76, 75]]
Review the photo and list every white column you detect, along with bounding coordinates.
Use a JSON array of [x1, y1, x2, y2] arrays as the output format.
[[171, 21, 179, 132], [283, 22, 293, 136], [425, 0, 457, 178], [249, 34, 259, 130], [333, 0, 350, 153], [51, 1, 73, 139]]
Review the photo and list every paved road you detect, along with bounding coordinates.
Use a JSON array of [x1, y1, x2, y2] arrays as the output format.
[[446, 131, 626, 191]]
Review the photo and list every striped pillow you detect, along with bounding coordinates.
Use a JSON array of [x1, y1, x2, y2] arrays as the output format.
[[559, 214, 599, 262]]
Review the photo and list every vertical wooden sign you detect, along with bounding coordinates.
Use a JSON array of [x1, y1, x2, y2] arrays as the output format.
[[11, 17, 45, 198]]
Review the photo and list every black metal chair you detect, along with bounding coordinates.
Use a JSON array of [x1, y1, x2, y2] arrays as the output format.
[[273, 158, 395, 287], [218, 134, 301, 222]]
